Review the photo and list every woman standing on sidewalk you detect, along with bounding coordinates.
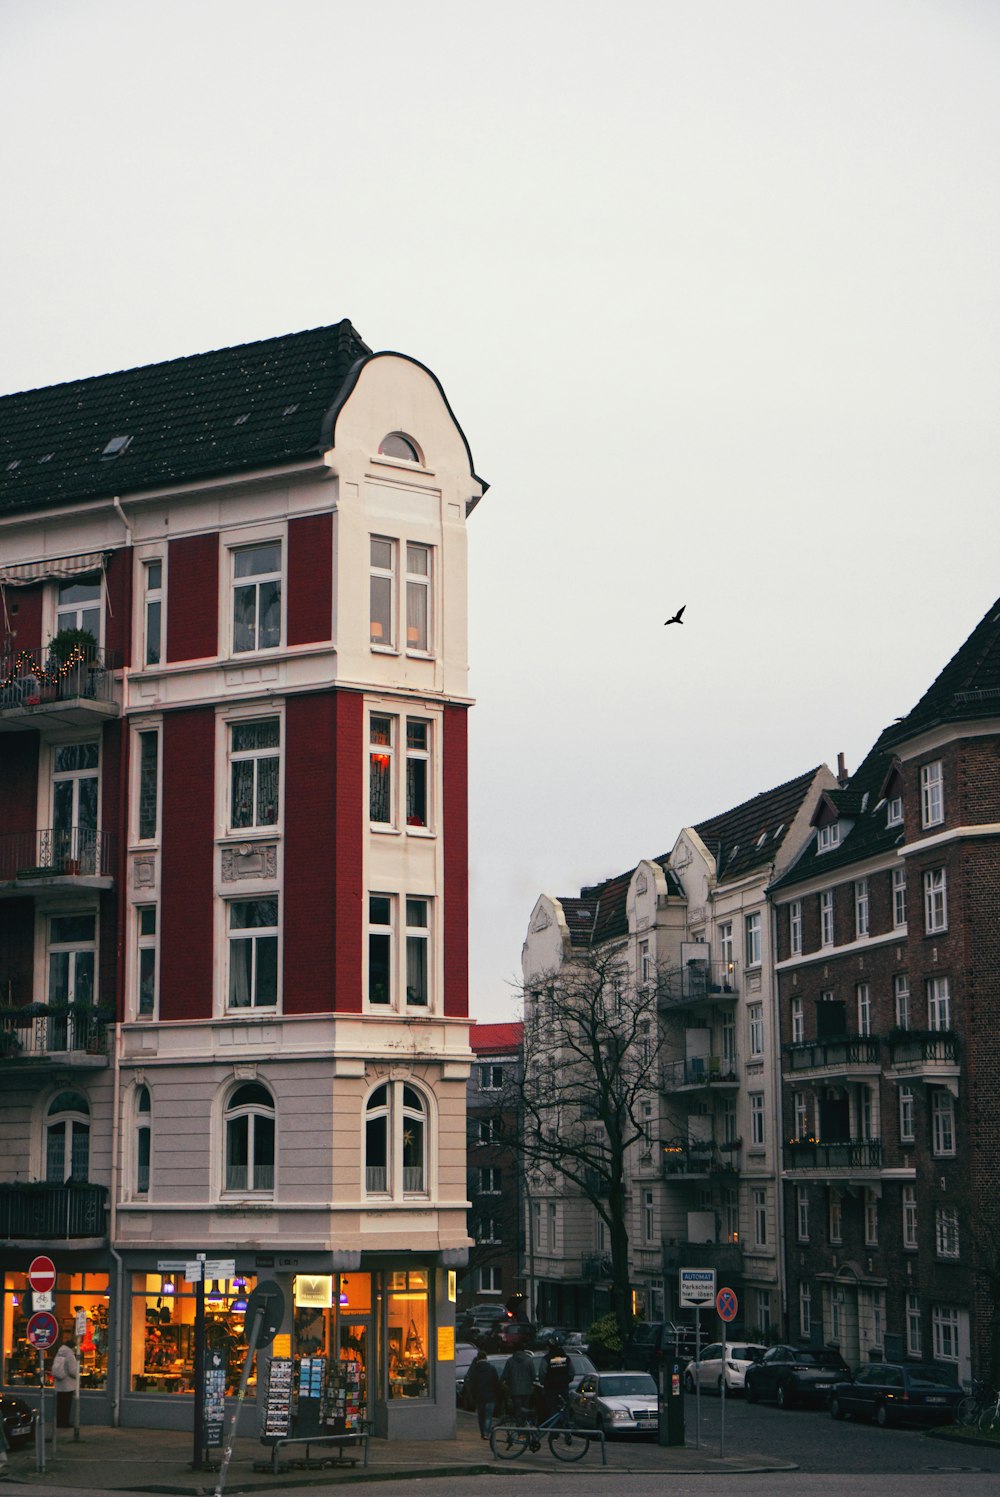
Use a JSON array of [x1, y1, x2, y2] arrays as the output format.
[[51, 1334, 78, 1429]]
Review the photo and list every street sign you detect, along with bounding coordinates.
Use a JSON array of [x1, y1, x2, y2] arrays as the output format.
[[243, 1281, 285, 1348], [75, 1309, 88, 1338], [32, 1290, 54, 1312], [717, 1286, 738, 1322], [157, 1259, 203, 1281], [679, 1267, 716, 1307], [28, 1255, 56, 1294], [27, 1311, 59, 1349], [203, 1259, 236, 1279]]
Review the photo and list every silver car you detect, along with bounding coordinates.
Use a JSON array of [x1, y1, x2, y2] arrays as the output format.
[[684, 1342, 766, 1395], [569, 1371, 659, 1436]]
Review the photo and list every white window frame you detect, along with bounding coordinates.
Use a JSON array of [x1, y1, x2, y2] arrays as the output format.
[[899, 1085, 915, 1143], [927, 975, 952, 1032], [405, 717, 431, 830], [750, 1092, 765, 1146], [864, 1186, 878, 1246], [752, 1187, 767, 1248], [920, 760, 943, 828], [643, 1189, 655, 1244], [794, 1091, 809, 1139], [796, 1185, 809, 1242], [887, 794, 903, 827], [923, 868, 948, 934], [477, 1266, 502, 1295], [748, 1002, 764, 1057], [817, 822, 840, 852], [226, 898, 280, 1011], [45, 1090, 90, 1183], [935, 1207, 960, 1259], [142, 556, 164, 667], [854, 879, 870, 939], [223, 1082, 275, 1196], [51, 740, 101, 873], [791, 997, 804, 1044], [932, 1304, 960, 1364], [819, 890, 834, 948], [227, 715, 281, 833], [136, 905, 158, 1020], [828, 1187, 843, 1244], [906, 1293, 922, 1356], [789, 900, 802, 956], [894, 973, 911, 1030], [367, 893, 394, 1007], [370, 535, 397, 650], [46, 913, 97, 1025], [902, 1185, 918, 1248], [744, 911, 761, 968], [931, 1088, 955, 1155], [364, 1079, 430, 1199], [718, 922, 733, 973], [134, 1084, 151, 1197], [135, 725, 161, 844], [799, 1281, 812, 1337], [369, 712, 396, 828], [856, 982, 871, 1036], [479, 1166, 501, 1195], [53, 570, 103, 647], [404, 896, 431, 1008], [230, 537, 283, 656], [405, 542, 433, 655], [480, 1064, 505, 1092], [892, 866, 907, 929]]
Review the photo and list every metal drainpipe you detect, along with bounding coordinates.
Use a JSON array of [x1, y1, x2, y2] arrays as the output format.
[[767, 890, 788, 1338]]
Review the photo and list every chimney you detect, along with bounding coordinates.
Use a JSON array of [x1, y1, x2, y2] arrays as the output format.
[[837, 752, 849, 786]]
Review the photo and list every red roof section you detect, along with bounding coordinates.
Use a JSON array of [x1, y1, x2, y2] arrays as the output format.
[[470, 1021, 523, 1054]]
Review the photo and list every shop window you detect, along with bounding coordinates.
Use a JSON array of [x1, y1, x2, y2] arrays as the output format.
[[46, 1090, 90, 1182], [4, 1271, 109, 1388], [292, 1272, 372, 1429], [386, 1269, 430, 1400], [224, 1082, 275, 1194], [130, 1272, 257, 1394]]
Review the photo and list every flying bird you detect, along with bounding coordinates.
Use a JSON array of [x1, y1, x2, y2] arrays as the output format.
[[664, 605, 686, 626]]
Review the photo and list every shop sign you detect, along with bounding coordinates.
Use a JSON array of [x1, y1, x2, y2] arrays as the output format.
[[437, 1326, 455, 1361]]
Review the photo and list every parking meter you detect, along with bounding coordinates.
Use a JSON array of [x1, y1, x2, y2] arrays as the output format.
[[658, 1357, 685, 1446]]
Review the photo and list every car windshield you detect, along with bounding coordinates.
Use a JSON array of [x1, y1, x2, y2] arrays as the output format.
[[599, 1375, 657, 1397], [730, 1346, 764, 1361], [908, 1367, 959, 1389]]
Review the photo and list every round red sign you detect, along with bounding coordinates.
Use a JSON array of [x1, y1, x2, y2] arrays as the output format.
[[28, 1255, 56, 1294], [27, 1311, 59, 1349]]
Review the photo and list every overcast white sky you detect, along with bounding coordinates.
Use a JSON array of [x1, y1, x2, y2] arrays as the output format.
[[2, 1, 998, 1021]]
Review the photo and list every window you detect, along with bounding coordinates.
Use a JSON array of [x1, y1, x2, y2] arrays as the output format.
[[477, 1266, 501, 1294], [479, 1167, 501, 1194], [927, 976, 951, 1032], [899, 1086, 915, 1143], [750, 1092, 765, 1146], [894, 974, 911, 1030], [143, 559, 163, 666], [902, 1185, 918, 1248], [378, 432, 420, 462], [936, 1207, 960, 1259], [791, 997, 804, 1043], [723, 1187, 738, 1244], [722, 1011, 736, 1064], [820, 890, 834, 948], [748, 1003, 764, 1057], [796, 1185, 809, 1242], [638, 939, 651, 986], [817, 822, 840, 852], [931, 1089, 955, 1155], [224, 1083, 274, 1194], [830, 1286, 844, 1342], [46, 1090, 90, 1182], [920, 760, 943, 828], [854, 879, 869, 938], [229, 718, 279, 829], [480, 1064, 505, 1091], [722, 1100, 737, 1142], [405, 898, 430, 1006], [370, 537, 396, 648], [643, 1190, 655, 1243], [789, 901, 802, 956], [923, 868, 948, 933], [856, 982, 871, 1036], [754, 1290, 772, 1333], [405, 543, 431, 652], [477, 1118, 496, 1145], [368, 895, 393, 1005], [52, 741, 100, 872], [365, 1081, 428, 1196], [892, 867, 907, 928], [799, 1282, 812, 1338], [753, 1188, 767, 1248], [406, 719, 430, 827], [56, 572, 101, 640], [744, 911, 761, 967], [887, 794, 903, 827], [135, 1085, 151, 1195], [476, 1217, 500, 1244], [137, 906, 157, 1018], [47, 914, 96, 1048], [864, 1187, 878, 1245], [828, 1187, 842, 1244], [369, 714, 394, 824], [859, 1083, 875, 1141], [932, 1304, 960, 1363], [906, 1293, 922, 1356], [227, 899, 279, 1009], [718, 922, 733, 976], [232, 541, 281, 653], [137, 729, 159, 841], [793, 1091, 809, 1139]]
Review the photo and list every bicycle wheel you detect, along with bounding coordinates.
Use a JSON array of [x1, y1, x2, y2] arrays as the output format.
[[490, 1426, 531, 1460], [978, 1401, 998, 1434], [548, 1427, 590, 1462], [955, 1395, 978, 1428]]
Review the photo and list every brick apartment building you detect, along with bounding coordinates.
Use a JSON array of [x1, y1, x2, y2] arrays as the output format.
[[462, 1022, 524, 1312]]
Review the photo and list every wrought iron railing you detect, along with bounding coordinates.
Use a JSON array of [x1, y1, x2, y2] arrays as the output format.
[[661, 1138, 738, 1175], [0, 827, 114, 881], [0, 1007, 112, 1058], [887, 1030, 958, 1066], [784, 1036, 881, 1071], [662, 1055, 738, 1089], [658, 960, 738, 1008], [0, 646, 120, 711], [783, 1138, 882, 1169], [0, 1182, 108, 1239]]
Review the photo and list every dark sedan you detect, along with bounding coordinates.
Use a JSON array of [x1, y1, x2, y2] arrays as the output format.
[[745, 1344, 850, 1408], [830, 1362, 962, 1427], [1, 1392, 37, 1450]]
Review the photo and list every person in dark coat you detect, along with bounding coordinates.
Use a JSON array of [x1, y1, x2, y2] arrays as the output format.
[[502, 1346, 536, 1424], [464, 1348, 502, 1439], [542, 1340, 573, 1420]]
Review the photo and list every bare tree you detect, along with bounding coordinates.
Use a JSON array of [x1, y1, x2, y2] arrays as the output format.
[[514, 945, 664, 1341]]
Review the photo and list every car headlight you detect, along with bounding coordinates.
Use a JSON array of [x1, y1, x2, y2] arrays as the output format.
[[608, 1409, 631, 1422]]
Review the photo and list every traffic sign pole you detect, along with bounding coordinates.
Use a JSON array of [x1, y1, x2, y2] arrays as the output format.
[[715, 1286, 738, 1460], [193, 1253, 206, 1470]]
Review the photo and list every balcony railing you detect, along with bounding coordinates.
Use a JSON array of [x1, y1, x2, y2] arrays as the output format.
[[0, 1006, 112, 1062], [582, 1253, 613, 1280], [662, 1240, 743, 1275], [783, 1035, 881, 1074], [658, 960, 739, 1010], [0, 646, 120, 725], [0, 827, 115, 882], [0, 1182, 108, 1240], [662, 1055, 738, 1090], [661, 1139, 739, 1176], [783, 1138, 882, 1171], [887, 1029, 959, 1068]]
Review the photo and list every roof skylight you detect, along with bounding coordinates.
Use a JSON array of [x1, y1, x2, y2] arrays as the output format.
[[101, 435, 132, 460]]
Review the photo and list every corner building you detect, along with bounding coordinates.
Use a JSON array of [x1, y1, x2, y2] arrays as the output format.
[[0, 322, 483, 1436]]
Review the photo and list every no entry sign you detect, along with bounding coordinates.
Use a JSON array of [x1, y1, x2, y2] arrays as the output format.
[[27, 1311, 59, 1349], [28, 1256, 56, 1293]]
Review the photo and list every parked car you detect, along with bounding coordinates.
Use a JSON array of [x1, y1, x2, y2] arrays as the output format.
[[458, 1303, 513, 1342], [454, 1342, 479, 1406], [830, 1362, 963, 1427], [533, 1325, 571, 1348], [564, 1331, 590, 1356], [624, 1321, 697, 1373], [745, 1344, 850, 1408], [569, 1371, 659, 1436], [1, 1391, 36, 1450], [684, 1342, 766, 1395]]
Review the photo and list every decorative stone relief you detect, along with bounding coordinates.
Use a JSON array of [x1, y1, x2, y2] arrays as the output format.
[[221, 844, 277, 882], [232, 1063, 258, 1080], [133, 857, 156, 889], [636, 872, 648, 896], [532, 908, 551, 932]]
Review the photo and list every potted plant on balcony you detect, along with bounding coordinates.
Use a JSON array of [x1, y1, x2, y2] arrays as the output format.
[[47, 627, 98, 697]]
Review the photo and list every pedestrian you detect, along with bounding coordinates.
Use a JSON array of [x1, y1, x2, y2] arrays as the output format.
[[464, 1347, 502, 1439], [51, 1334, 78, 1430], [502, 1345, 536, 1425], [0, 1411, 9, 1480], [542, 1339, 573, 1420]]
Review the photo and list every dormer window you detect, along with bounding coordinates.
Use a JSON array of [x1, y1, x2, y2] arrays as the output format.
[[378, 432, 421, 463], [816, 823, 840, 852], [887, 795, 903, 827]]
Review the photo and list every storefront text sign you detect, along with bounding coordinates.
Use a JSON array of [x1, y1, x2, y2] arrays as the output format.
[[437, 1326, 455, 1361]]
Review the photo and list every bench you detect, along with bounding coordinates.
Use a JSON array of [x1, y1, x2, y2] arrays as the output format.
[[255, 1427, 370, 1473]]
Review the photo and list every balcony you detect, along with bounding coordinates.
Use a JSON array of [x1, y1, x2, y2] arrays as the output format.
[[0, 828, 115, 893], [886, 1029, 960, 1087], [782, 1137, 882, 1179], [782, 1035, 881, 1082], [662, 1240, 743, 1276], [0, 646, 121, 733], [0, 1182, 109, 1242], [661, 1139, 740, 1178], [582, 1253, 613, 1281], [0, 1006, 113, 1069], [658, 960, 739, 1012], [662, 1055, 739, 1092]]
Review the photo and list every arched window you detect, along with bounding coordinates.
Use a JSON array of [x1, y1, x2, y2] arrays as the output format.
[[46, 1090, 90, 1182], [364, 1081, 429, 1198], [135, 1085, 151, 1196], [224, 1082, 275, 1194], [378, 432, 420, 463]]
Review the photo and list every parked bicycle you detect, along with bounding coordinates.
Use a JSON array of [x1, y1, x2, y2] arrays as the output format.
[[489, 1399, 593, 1462], [955, 1379, 1000, 1432]]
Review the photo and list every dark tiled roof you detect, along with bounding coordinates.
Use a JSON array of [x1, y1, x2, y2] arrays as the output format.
[[0, 320, 372, 515], [770, 733, 903, 891], [561, 860, 685, 948], [686, 767, 825, 883], [885, 595, 1000, 738], [470, 1022, 523, 1054]]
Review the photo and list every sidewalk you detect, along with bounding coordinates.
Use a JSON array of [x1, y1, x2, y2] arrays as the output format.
[[2, 1411, 797, 1491]]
